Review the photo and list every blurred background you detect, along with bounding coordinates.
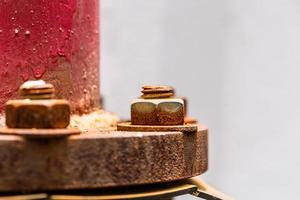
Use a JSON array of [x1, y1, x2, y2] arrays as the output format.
[[101, 1, 300, 199]]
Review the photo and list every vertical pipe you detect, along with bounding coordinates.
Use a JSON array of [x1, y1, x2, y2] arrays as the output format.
[[0, 0, 100, 114]]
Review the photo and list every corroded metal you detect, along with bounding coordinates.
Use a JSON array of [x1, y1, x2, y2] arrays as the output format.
[[117, 122, 198, 133], [131, 86, 184, 125], [19, 80, 55, 99], [179, 96, 198, 124], [141, 85, 174, 99], [5, 80, 71, 129], [0, 126, 208, 191], [6, 99, 70, 129]]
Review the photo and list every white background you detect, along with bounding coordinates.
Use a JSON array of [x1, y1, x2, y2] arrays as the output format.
[[101, 1, 300, 199]]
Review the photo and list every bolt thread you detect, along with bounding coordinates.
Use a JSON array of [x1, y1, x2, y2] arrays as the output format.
[[19, 80, 55, 99], [141, 85, 174, 99]]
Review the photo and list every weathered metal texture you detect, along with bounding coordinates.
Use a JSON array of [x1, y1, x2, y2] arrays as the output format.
[[0, 178, 233, 200], [131, 86, 184, 126], [0, 125, 208, 192], [0, 128, 80, 139], [19, 80, 55, 99], [141, 86, 174, 99], [5, 80, 71, 129], [117, 122, 198, 133], [6, 99, 70, 129]]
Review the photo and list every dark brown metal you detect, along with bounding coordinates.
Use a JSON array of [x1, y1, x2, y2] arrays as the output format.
[[6, 99, 70, 129], [131, 85, 184, 126], [141, 85, 174, 99], [0, 178, 232, 200]]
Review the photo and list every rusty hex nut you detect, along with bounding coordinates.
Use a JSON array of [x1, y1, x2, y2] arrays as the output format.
[[5, 80, 71, 129], [131, 98, 184, 125], [5, 99, 70, 129]]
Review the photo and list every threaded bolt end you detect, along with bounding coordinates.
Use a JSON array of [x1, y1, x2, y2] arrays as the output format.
[[141, 85, 174, 99]]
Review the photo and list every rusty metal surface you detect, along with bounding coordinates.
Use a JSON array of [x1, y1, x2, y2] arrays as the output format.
[[19, 80, 55, 99], [5, 80, 71, 129], [131, 86, 184, 126], [0, 126, 208, 192], [117, 122, 198, 133], [141, 85, 174, 99], [0, 128, 80, 139], [6, 99, 70, 129]]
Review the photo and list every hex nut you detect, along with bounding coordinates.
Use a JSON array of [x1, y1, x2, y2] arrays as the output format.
[[5, 99, 70, 129], [131, 101, 157, 125], [157, 101, 184, 125], [131, 98, 184, 125]]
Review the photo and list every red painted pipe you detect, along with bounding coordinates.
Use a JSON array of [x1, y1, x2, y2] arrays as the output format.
[[0, 0, 100, 114]]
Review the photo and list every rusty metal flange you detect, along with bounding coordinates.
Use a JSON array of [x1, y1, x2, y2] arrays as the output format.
[[0, 124, 208, 192]]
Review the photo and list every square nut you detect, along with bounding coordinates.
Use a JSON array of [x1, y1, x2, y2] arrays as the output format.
[[5, 99, 70, 129], [131, 98, 184, 125]]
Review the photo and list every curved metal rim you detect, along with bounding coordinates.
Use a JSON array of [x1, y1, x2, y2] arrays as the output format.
[[117, 122, 198, 133]]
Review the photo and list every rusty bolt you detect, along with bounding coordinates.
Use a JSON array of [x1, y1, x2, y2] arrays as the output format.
[[131, 86, 184, 125], [5, 80, 70, 129], [19, 80, 55, 99]]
